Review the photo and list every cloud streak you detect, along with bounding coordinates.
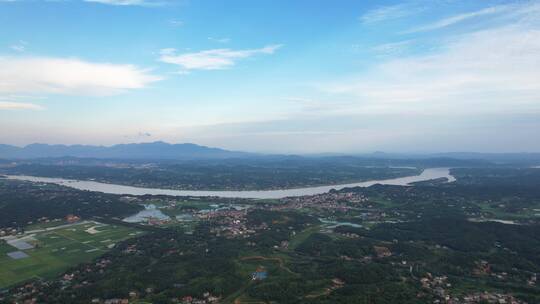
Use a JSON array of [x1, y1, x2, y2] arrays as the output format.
[[208, 37, 231, 43], [0, 101, 43, 110], [0, 56, 161, 96], [9, 40, 27, 52], [405, 5, 512, 33], [158, 45, 282, 71], [360, 3, 424, 24], [84, 0, 164, 6], [168, 19, 183, 27]]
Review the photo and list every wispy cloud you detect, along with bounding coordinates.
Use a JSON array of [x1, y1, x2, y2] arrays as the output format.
[[158, 44, 282, 72], [9, 45, 25, 52], [208, 37, 231, 44], [84, 0, 164, 6], [2, 0, 166, 5], [371, 40, 413, 56], [0, 101, 43, 110], [283, 97, 355, 117], [322, 2, 540, 118], [168, 19, 183, 27], [0, 56, 161, 96], [9, 40, 27, 52], [405, 5, 512, 33], [360, 3, 424, 24], [322, 24, 540, 116], [123, 131, 152, 139]]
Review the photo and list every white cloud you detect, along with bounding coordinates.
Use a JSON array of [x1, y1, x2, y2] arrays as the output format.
[[0, 56, 161, 96], [158, 44, 282, 71], [405, 5, 512, 33], [84, 0, 163, 6], [0, 101, 43, 110], [322, 23, 540, 116], [360, 3, 423, 24], [3, 0, 166, 5]]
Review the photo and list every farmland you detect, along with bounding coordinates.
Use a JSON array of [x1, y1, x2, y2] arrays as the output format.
[[0, 221, 142, 289]]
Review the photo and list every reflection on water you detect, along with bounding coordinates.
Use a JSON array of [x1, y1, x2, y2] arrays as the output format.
[[320, 218, 362, 228], [468, 218, 520, 225], [199, 204, 249, 214], [6, 168, 455, 199], [123, 204, 170, 223]]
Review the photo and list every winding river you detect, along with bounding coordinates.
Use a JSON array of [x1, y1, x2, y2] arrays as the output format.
[[5, 167, 455, 199]]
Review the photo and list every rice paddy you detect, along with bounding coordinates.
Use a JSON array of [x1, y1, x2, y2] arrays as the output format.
[[0, 221, 143, 289]]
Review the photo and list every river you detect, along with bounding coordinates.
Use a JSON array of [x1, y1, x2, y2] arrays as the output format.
[[5, 167, 455, 199]]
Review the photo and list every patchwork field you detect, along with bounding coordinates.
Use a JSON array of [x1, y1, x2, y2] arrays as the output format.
[[0, 221, 143, 289]]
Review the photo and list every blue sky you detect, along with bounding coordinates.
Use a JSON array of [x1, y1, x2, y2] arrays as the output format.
[[1, 0, 540, 153]]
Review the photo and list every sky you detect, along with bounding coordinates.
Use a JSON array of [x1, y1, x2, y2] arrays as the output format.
[[1, 0, 540, 153]]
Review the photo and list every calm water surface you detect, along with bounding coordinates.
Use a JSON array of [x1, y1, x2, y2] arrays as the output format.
[[319, 218, 363, 228], [123, 204, 169, 223], [6, 168, 455, 199]]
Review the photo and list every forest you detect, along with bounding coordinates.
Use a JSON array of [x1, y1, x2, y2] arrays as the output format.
[[0, 179, 142, 228]]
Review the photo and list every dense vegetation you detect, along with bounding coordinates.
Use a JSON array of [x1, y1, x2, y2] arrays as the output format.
[[2, 210, 429, 304], [2, 166, 540, 303], [1, 161, 422, 190], [451, 167, 540, 187], [0, 179, 142, 228]]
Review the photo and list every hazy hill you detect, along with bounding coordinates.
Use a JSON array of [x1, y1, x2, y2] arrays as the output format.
[[0, 142, 252, 160]]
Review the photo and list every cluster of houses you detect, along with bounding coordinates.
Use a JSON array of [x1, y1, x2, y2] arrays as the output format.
[[276, 191, 404, 226], [1, 214, 83, 238], [0, 226, 19, 237], [278, 192, 369, 212], [202, 209, 259, 239], [180, 292, 221, 304], [527, 273, 537, 286], [65, 214, 81, 223], [373, 245, 392, 258], [458, 292, 526, 304], [0, 282, 49, 304], [473, 260, 538, 288], [0, 217, 57, 237], [420, 273, 452, 300], [89, 291, 222, 304], [419, 273, 528, 304]]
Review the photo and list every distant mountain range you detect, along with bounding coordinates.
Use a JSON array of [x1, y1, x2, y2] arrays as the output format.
[[0, 142, 252, 160], [351, 152, 540, 164], [1, 142, 539, 164]]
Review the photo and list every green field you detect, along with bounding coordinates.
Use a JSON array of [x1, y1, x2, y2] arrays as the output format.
[[0, 221, 143, 289]]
